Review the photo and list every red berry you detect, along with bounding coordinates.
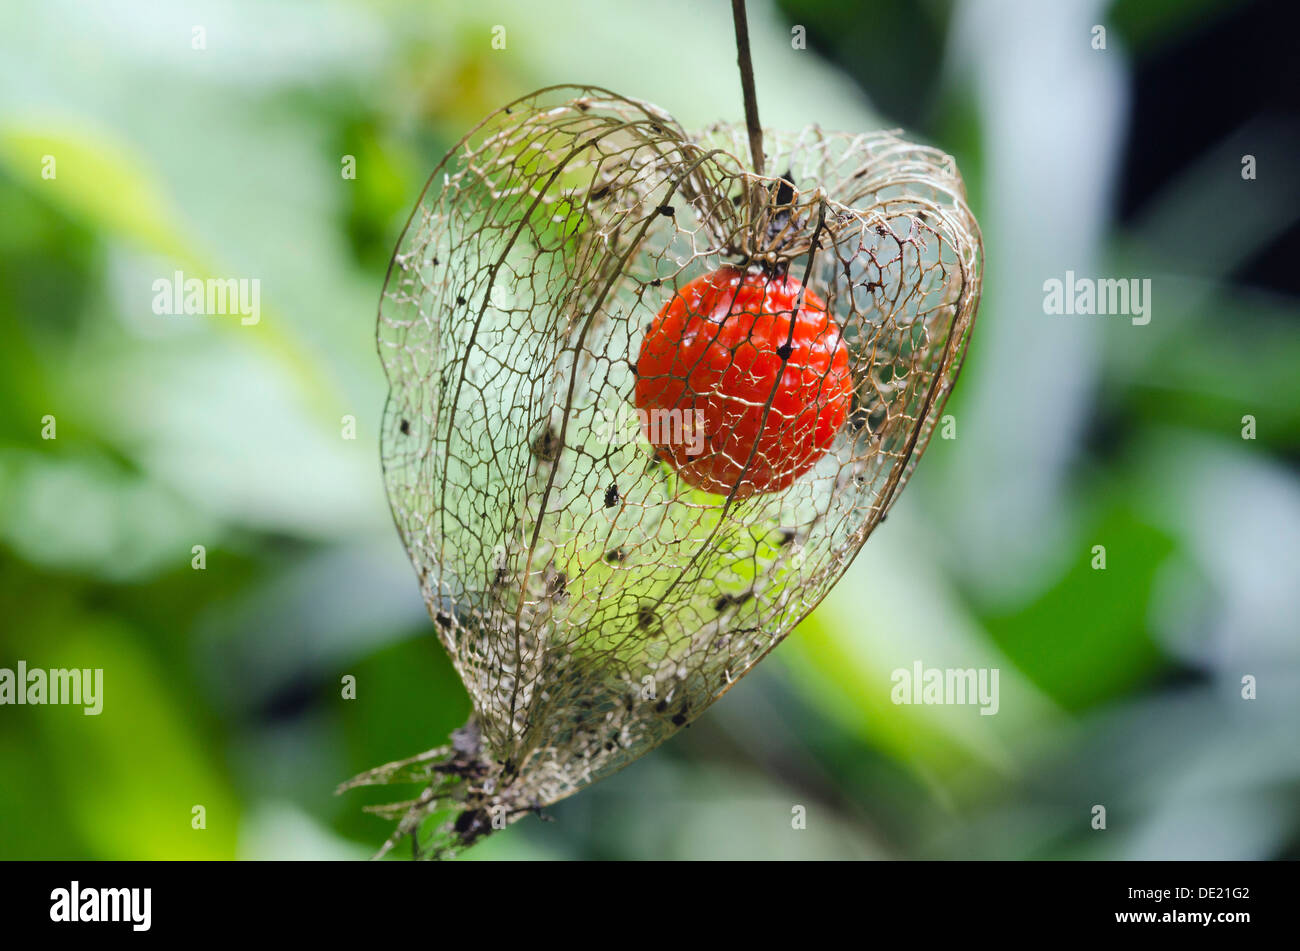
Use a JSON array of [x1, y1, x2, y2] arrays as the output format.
[[634, 265, 852, 498]]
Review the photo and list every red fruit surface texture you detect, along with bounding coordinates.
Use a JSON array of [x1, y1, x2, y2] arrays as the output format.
[[634, 265, 853, 498]]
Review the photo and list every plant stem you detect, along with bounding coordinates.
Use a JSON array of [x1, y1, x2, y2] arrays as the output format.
[[730, 0, 765, 176]]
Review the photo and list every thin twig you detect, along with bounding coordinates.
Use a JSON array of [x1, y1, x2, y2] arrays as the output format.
[[731, 0, 765, 176]]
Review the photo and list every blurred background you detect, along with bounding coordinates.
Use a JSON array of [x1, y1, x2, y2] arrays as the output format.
[[1, 0, 1297, 860]]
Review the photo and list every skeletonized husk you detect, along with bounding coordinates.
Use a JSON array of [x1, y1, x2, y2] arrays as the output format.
[[344, 85, 982, 859]]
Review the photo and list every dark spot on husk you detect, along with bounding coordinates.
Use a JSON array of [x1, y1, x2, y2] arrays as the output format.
[[775, 171, 796, 204], [532, 426, 560, 462], [604, 482, 620, 508], [713, 591, 753, 612], [453, 808, 490, 846], [399, 418, 411, 435]]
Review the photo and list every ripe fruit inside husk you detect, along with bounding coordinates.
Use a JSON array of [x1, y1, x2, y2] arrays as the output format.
[[634, 265, 853, 498]]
